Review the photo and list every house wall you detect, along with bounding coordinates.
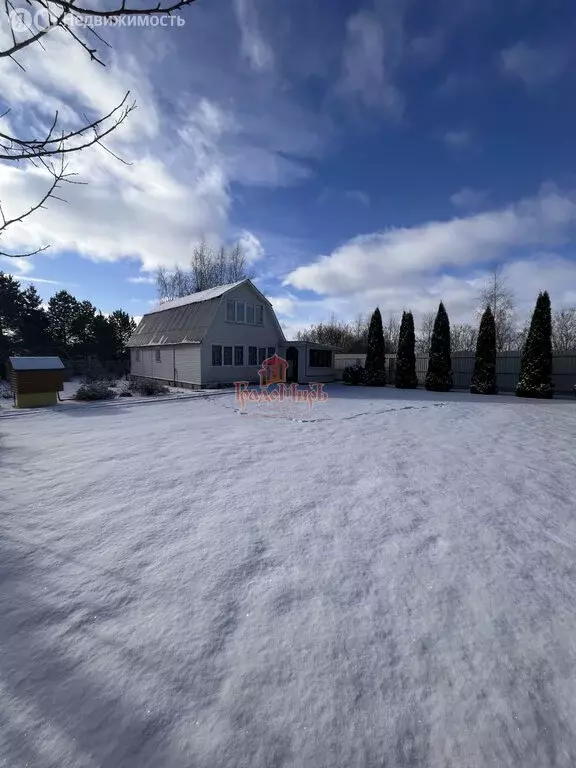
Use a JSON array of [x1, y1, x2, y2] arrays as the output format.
[[174, 345, 202, 386], [202, 283, 284, 386], [130, 344, 202, 386]]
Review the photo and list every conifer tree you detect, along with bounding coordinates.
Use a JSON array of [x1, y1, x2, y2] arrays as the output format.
[[425, 302, 453, 392], [364, 307, 386, 386], [470, 305, 498, 394], [395, 311, 418, 388], [516, 291, 553, 398]]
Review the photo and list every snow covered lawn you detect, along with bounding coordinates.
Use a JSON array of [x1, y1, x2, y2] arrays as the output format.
[[1, 386, 576, 767]]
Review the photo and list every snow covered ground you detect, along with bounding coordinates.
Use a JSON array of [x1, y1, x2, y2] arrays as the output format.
[[1, 385, 576, 767]]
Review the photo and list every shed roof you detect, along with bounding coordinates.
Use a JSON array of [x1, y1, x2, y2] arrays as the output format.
[[9, 356, 64, 371]]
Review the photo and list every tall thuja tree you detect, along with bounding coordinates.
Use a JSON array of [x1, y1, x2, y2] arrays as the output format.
[[364, 307, 386, 386], [470, 305, 497, 394], [425, 301, 453, 392], [516, 291, 553, 398], [395, 311, 418, 388]]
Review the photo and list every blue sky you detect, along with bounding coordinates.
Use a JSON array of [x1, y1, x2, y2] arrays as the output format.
[[1, 0, 576, 333]]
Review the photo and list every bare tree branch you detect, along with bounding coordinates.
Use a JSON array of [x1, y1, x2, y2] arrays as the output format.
[[0, 0, 198, 256]]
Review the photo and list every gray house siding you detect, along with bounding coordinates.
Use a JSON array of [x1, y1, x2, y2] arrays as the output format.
[[174, 345, 201, 386], [131, 346, 176, 382], [201, 283, 284, 386]]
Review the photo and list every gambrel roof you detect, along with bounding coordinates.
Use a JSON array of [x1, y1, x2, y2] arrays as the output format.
[[127, 279, 285, 347]]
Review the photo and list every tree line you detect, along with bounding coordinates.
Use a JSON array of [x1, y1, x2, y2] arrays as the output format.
[[0, 273, 136, 377], [297, 268, 576, 354], [156, 241, 253, 301], [345, 290, 555, 398]]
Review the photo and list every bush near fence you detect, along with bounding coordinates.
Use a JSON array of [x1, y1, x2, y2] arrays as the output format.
[[334, 352, 576, 394]]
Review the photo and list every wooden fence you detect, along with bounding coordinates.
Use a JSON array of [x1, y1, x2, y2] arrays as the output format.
[[334, 352, 576, 394]]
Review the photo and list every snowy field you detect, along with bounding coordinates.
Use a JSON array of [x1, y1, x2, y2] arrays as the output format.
[[1, 385, 576, 768]]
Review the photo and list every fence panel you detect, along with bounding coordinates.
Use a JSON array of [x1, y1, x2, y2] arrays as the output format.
[[335, 352, 576, 393]]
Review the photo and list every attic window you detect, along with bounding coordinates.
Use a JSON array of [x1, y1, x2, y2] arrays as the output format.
[[255, 305, 264, 325], [246, 304, 254, 324], [236, 302, 246, 323], [226, 299, 235, 322]]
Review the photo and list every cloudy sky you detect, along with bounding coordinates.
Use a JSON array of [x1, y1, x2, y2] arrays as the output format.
[[1, 0, 576, 334]]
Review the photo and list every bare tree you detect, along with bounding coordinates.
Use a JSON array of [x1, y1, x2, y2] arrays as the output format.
[[156, 241, 254, 301], [383, 313, 401, 354], [552, 307, 576, 352], [477, 266, 516, 351], [416, 311, 435, 354], [0, 0, 197, 257], [451, 323, 478, 352]]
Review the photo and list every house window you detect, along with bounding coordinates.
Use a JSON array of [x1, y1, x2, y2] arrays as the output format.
[[226, 300, 235, 322], [246, 304, 254, 324], [212, 345, 222, 366], [155, 349, 161, 363], [236, 302, 246, 323], [234, 346, 244, 366], [248, 346, 257, 365], [135, 349, 140, 362], [258, 347, 267, 365], [267, 346, 275, 358], [255, 305, 264, 325], [309, 349, 332, 368], [223, 346, 233, 366]]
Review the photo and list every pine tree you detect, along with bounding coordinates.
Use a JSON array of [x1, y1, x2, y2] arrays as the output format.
[[470, 305, 498, 394], [516, 291, 553, 398], [425, 302, 453, 392], [364, 307, 386, 386], [395, 311, 418, 388]]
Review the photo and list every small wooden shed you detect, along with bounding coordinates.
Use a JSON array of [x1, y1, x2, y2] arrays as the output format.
[[8, 356, 65, 408]]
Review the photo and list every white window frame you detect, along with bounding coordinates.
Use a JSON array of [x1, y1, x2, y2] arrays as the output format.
[[235, 302, 246, 323], [246, 304, 255, 324], [155, 348, 161, 363], [223, 345, 233, 366], [255, 304, 264, 325], [226, 299, 236, 322]]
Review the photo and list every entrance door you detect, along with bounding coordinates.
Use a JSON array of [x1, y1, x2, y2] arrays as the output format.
[[285, 346, 299, 383]]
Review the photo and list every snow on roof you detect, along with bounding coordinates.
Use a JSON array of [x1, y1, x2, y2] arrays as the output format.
[[9, 356, 64, 371], [147, 280, 248, 314]]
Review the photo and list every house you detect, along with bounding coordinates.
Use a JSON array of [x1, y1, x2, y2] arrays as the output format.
[[127, 279, 338, 388]]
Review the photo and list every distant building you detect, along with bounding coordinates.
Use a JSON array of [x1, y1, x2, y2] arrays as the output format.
[[127, 279, 338, 388]]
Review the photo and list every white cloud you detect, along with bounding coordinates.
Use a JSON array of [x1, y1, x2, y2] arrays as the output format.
[[233, 0, 274, 73], [450, 187, 489, 211], [237, 230, 265, 263], [443, 130, 472, 148], [8, 274, 61, 285], [268, 295, 296, 316], [285, 187, 576, 302], [501, 41, 569, 88], [127, 275, 157, 285], [0, 256, 35, 274], [338, 10, 404, 118], [345, 190, 370, 207], [0, 19, 325, 269]]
